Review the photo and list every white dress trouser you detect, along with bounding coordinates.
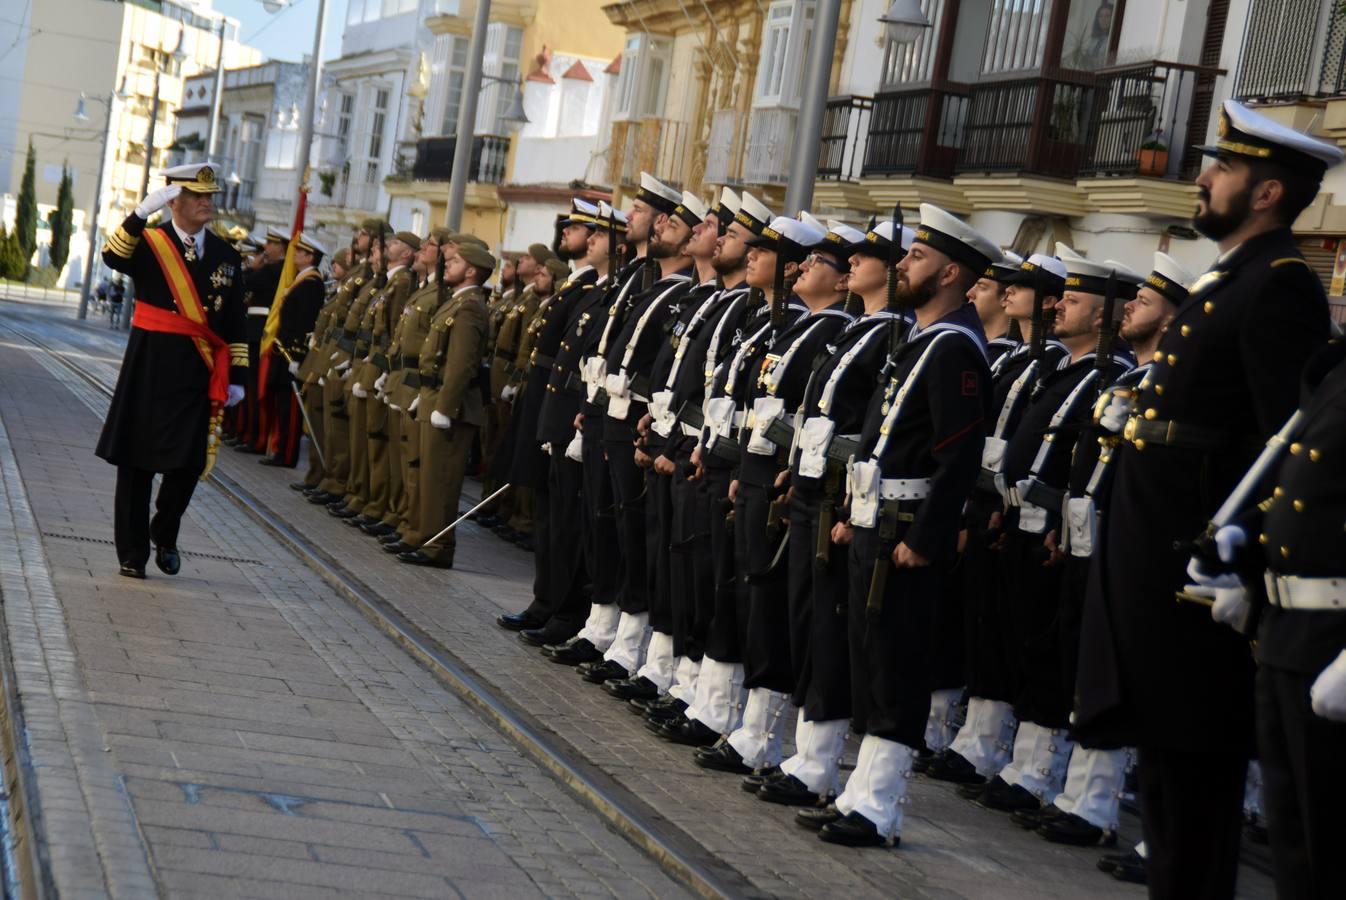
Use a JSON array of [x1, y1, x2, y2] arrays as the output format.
[[603, 611, 650, 674], [576, 603, 621, 652], [726, 688, 792, 769], [636, 630, 676, 692], [835, 736, 915, 840], [1051, 746, 1131, 830], [685, 656, 746, 734], [667, 656, 700, 705], [779, 710, 849, 796], [923, 687, 963, 753], [947, 696, 1018, 777], [997, 720, 1073, 802]]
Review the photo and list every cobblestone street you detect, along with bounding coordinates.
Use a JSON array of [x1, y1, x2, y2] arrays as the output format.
[[0, 298, 1277, 898]]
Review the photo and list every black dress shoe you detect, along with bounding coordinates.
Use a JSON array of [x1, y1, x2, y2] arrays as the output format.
[[647, 711, 686, 736], [693, 737, 749, 772], [912, 747, 935, 774], [118, 563, 146, 579], [636, 695, 686, 720], [1244, 812, 1269, 845], [221, 435, 240, 446], [1011, 803, 1065, 830], [382, 541, 414, 554], [514, 536, 535, 553], [379, 531, 404, 544], [362, 522, 397, 537], [398, 550, 452, 568], [519, 624, 574, 648], [925, 748, 985, 785], [306, 490, 338, 504], [957, 781, 989, 800], [328, 504, 360, 519], [492, 522, 516, 535], [475, 514, 500, 528], [758, 773, 822, 806], [289, 481, 314, 492], [345, 514, 379, 528], [819, 811, 894, 848], [153, 546, 180, 575], [795, 803, 842, 832], [497, 612, 544, 632], [232, 443, 263, 454], [978, 776, 1040, 813], [603, 675, 659, 701], [661, 717, 719, 747], [578, 659, 628, 684], [1098, 849, 1146, 884], [545, 637, 601, 665], [741, 765, 782, 794], [1039, 811, 1115, 847], [258, 456, 289, 467]]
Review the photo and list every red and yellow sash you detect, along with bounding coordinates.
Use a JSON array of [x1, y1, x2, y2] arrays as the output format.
[[137, 227, 231, 478]]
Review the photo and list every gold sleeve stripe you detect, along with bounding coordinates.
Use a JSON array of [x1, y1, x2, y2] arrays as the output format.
[[228, 342, 247, 351], [105, 228, 139, 258]]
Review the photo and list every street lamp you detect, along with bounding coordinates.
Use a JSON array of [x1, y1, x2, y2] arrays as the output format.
[[497, 85, 530, 134], [878, 0, 932, 46], [76, 77, 129, 320]]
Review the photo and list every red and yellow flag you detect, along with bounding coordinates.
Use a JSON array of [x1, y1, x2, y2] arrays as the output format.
[[257, 186, 308, 398]]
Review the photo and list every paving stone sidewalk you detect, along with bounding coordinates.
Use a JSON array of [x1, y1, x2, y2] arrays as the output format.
[[4, 303, 1277, 899], [0, 309, 689, 899]]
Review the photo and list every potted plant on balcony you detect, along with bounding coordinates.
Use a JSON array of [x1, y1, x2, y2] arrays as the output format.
[[1135, 132, 1169, 177]]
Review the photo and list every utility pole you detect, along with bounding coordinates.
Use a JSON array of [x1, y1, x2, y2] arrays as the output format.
[[293, 0, 329, 197], [444, 0, 492, 231], [205, 19, 227, 163], [140, 72, 162, 200], [76, 91, 118, 321], [782, 0, 841, 215]]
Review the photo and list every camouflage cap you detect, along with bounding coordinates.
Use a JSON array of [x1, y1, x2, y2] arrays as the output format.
[[392, 230, 422, 251], [456, 242, 496, 273]]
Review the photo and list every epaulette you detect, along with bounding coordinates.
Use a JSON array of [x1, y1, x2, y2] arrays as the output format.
[[1270, 257, 1311, 269]]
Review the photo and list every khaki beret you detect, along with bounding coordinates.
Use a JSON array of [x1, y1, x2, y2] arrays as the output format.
[[428, 226, 454, 245], [529, 242, 557, 265], [457, 243, 496, 273], [332, 248, 351, 268], [360, 218, 391, 236], [450, 232, 489, 250], [543, 258, 570, 281], [392, 230, 422, 251]]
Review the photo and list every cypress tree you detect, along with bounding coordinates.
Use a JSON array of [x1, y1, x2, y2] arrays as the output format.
[[14, 139, 37, 266], [50, 162, 75, 273]]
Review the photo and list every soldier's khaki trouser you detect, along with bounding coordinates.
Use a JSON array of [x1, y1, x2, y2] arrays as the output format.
[[318, 374, 351, 495], [382, 400, 404, 528], [361, 398, 393, 520], [409, 419, 477, 564], [344, 391, 369, 506], [301, 382, 325, 487], [398, 410, 422, 537]]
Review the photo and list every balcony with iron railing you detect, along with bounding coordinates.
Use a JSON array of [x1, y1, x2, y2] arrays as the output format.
[[959, 69, 1097, 178], [816, 95, 873, 182], [1082, 61, 1221, 181], [861, 82, 969, 178], [408, 135, 510, 184]]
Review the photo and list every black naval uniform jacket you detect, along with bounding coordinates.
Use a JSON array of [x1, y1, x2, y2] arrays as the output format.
[[987, 332, 1020, 367], [600, 269, 696, 444], [508, 265, 599, 484], [537, 275, 613, 446], [847, 303, 990, 743], [1075, 227, 1330, 753], [245, 260, 283, 344], [1244, 339, 1346, 679], [267, 269, 325, 389], [643, 280, 721, 459], [96, 213, 246, 473], [737, 301, 853, 487]]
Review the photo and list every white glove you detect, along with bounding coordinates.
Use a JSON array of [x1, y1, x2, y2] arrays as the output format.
[[374, 372, 387, 392], [335, 359, 351, 373], [225, 384, 245, 408], [318, 377, 325, 386], [389, 403, 402, 412], [431, 410, 451, 430], [501, 384, 517, 401], [409, 396, 420, 413], [288, 361, 299, 377], [351, 382, 368, 399], [1213, 524, 1247, 565], [1184, 562, 1254, 635], [1310, 651, 1346, 722], [1098, 391, 1135, 434], [135, 183, 181, 219]]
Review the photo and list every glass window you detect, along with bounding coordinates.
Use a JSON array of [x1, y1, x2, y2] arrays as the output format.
[[369, 88, 389, 161], [337, 93, 354, 146], [753, 1, 816, 107], [982, 0, 1055, 75], [880, 0, 944, 87], [442, 36, 468, 134], [1061, 0, 1120, 68]]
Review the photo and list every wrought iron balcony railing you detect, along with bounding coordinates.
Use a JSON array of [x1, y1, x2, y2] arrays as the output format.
[[410, 135, 510, 184], [606, 118, 692, 190], [959, 69, 1096, 178], [816, 95, 873, 182], [862, 82, 968, 178]]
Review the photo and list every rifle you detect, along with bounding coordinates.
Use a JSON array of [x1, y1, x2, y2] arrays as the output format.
[[768, 240, 787, 333], [1027, 265, 1047, 386], [436, 233, 448, 309], [1092, 269, 1121, 398], [878, 205, 906, 381], [844, 214, 875, 317], [607, 206, 617, 284]]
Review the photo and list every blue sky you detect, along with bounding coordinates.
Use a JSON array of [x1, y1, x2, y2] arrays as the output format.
[[212, 0, 351, 64]]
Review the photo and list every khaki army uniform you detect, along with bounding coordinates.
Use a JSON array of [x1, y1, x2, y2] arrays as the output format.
[[324, 270, 378, 499], [354, 266, 414, 522], [404, 284, 489, 565], [295, 270, 353, 488], [385, 275, 443, 539], [480, 285, 529, 517], [308, 262, 369, 495]]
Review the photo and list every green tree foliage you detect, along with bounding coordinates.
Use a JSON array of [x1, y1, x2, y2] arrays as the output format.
[[0, 224, 27, 280], [49, 162, 75, 272], [14, 139, 37, 265]]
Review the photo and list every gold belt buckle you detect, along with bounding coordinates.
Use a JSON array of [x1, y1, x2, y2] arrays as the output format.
[[1122, 416, 1139, 443]]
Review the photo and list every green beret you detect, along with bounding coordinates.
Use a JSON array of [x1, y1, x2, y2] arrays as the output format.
[[428, 226, 453, 245], [360, 218, 391, 236], [393, 230, 422, 251], [543, 258, 570, 281], [450, 232, 489, 251], [457, 243, 496, 273], [529, 242, 557, 265]]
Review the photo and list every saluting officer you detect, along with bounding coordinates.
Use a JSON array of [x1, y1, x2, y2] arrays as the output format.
[[1078, 100, 1340, 898], [260, 232, 328, 469], [804, 204, 999, 848], [96, 163, 248, 578]]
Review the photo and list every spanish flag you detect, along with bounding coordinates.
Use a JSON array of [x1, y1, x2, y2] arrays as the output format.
[[257, 186, 308, 399]]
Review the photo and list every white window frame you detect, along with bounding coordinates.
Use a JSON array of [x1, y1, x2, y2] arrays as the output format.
[[613, 32, 672, 121], [477, 23, 524, 135], [753, 0, 816, 109]]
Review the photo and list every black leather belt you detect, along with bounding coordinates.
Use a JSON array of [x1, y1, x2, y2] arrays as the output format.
[[405, 372, 422, 389], [371, 352, 389, 371], [1123, 417, 1233, 451], [357, 329, 373, 342], [1020, 477, 1065, 510], [708, 438, 740, 463], [532, 352, 555, 369], [337, 337, 355, 353], [401, 354, 418, 368], [677, 401, 704, 430]]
